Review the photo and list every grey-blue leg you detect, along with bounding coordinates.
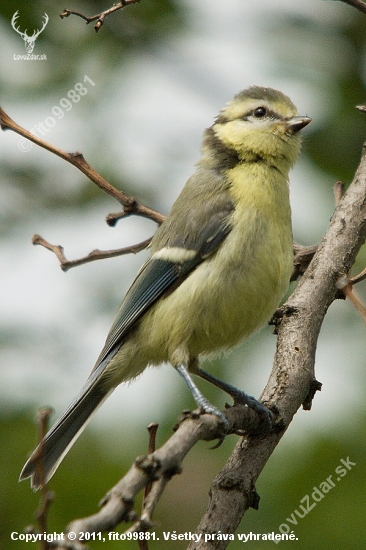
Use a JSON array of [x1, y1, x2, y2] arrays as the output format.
[[197, 367, 272, 429], [176, 364, 229, 428]]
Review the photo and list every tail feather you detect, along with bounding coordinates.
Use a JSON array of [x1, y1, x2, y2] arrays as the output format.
[[20, 381, 112, 490]]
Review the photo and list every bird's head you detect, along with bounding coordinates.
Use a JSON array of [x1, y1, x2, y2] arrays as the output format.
[[201, 86, 311, 175]]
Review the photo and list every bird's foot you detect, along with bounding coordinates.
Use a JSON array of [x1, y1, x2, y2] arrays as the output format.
[[229, 390, 273, 432], [195, 394, 230, 430]]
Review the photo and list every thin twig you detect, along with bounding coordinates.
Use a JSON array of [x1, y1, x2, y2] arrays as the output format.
[[26, 408, 55, 550], [0, 107, 165, 269], [144, 423, 159, 499], [136, 423, 159, 550], [60, 0, 141, 32], [350, 266, 366, 284], [0, 107, 165, 225], [32, 234, 152, 272], [33, 408, 53, 493], [336, 275, 366, 323]]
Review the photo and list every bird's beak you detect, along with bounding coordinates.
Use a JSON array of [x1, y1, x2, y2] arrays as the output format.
[[286, 115, 312, 133]]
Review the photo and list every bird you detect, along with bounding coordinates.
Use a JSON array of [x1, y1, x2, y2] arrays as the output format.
[[20, 86, 311, 489]]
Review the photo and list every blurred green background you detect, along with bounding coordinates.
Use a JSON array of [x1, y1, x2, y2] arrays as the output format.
[[1, 0, 366, 548]]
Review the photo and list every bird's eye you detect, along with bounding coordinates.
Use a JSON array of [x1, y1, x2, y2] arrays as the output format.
[[252, 106, 267, 118]]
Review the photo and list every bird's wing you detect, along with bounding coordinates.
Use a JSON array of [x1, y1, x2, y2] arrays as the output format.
[[92, 195, 235, 372]]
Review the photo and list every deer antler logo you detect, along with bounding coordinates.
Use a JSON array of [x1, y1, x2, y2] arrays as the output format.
[[11, 11, 49, 54]]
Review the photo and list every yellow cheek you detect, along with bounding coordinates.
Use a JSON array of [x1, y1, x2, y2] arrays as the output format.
[[213, 120, 300, 170], [214, 120, 251, 149], [214, 121, 277, 162], [215, 119, 291, 148]]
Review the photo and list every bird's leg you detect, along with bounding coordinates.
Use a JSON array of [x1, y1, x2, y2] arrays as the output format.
[[176, 364, 229, 429], [196, 367, 273, 429]]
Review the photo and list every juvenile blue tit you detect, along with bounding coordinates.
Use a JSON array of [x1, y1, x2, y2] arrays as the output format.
[[21, 86, 311, 489]]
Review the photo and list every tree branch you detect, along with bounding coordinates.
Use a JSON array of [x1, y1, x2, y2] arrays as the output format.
[[60, 0, 141, 32], [50, 405, 269, 549], [188, 138, 366, 549], [32, 234, 152, 272]]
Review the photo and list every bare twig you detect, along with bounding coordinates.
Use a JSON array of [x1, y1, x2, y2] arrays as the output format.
[[60, 0, 141, 32], [107, 210, 161, 227], [36, 409, 54, 550], [33, 408, 53, 499], [136, 423, 159, 550], [144, 423, 159, 499], [336, 275, 366, 324], [350, 266, 366, 284], [23, 409, 55, 550], [0, 108, 165, 225], [32, 234, 152, 272]]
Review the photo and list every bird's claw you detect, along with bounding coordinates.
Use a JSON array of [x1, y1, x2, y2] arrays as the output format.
[[232, 391, 273, 432], [197, 397, 230, 432]]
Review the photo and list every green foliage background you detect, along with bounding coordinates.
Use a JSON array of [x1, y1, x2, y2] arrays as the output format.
[[1, 1, 365, 549]]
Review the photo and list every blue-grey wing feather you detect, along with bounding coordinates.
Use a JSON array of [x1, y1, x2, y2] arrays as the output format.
[[92, 180, 235, 373]]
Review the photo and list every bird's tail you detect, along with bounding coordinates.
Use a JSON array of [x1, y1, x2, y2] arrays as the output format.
[[20, 377, 113, 490]]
